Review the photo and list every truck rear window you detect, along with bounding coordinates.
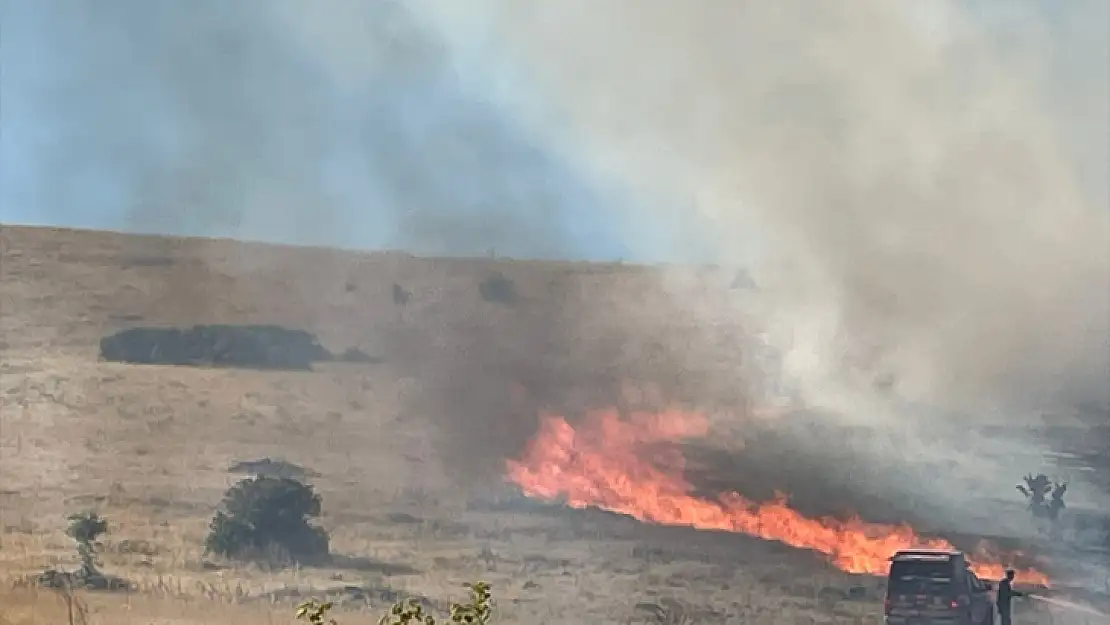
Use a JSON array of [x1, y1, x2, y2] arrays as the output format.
[[888, 560, 954, 595]]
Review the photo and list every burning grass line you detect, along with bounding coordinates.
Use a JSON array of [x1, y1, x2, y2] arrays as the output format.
[[506, 407, 1050, 585]]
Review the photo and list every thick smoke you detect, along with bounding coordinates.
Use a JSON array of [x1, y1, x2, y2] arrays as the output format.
[[417, 0, 1110, 418], [410, 0, 1110, 527]]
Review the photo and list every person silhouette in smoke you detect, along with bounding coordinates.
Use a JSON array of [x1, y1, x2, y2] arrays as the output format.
[[996, 569, 1025, 625]]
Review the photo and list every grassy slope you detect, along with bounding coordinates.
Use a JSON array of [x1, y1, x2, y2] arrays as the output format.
[[0, 225, 971, 624]]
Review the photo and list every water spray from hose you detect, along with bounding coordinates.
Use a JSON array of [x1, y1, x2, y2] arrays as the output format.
[[1027, 593, 1110, 621]]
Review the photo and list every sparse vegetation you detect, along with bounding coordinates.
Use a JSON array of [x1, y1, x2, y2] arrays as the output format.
[[37, 512, 128, 592], [296, 581, 493, 625], [205, 476, 329, 565], [295, 599, 338, 625]]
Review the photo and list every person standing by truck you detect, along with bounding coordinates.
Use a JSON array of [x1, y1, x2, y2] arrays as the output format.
[[997, 569, 1025, 625]]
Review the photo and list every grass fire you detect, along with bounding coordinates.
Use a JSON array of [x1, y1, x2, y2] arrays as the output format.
[[506, 408, 1051, 585]]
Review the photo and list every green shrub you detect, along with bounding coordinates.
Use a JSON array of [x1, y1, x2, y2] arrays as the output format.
[[205, 476, 329, 564], [296, 581, 494, 625]]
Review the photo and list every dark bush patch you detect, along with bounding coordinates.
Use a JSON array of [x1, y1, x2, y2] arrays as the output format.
[[478, 273, 516, 304], [205, 476, 329, 566], [99, 324, 334, 370], [392, 283, 410, 306]]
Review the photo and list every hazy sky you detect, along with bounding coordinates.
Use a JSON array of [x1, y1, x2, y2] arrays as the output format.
[[1, 1, 1105, 266], [0, 0, 695, 261]]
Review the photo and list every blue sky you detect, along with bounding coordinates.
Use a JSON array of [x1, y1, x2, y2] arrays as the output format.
[[1, 1, 1104, 263]]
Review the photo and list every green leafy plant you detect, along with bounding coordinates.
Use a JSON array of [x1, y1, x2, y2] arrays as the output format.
[[205, 476, 329, 564], [379, 581, 493, 625], [294, 581, 494, 625], [448, 582, 494, 624], [379, 598, 433, 625], [295, 599, 338, 625]]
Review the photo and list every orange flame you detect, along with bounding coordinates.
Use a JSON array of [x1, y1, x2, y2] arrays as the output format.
[[506, 408, 1049, 585]]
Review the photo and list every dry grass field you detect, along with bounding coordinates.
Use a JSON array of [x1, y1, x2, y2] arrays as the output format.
[[0, 225, 1098, 624]]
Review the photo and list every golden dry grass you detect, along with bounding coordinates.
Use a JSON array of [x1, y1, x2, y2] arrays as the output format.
[[0, 583, 291, 625], [0, 225, 1064, 624]]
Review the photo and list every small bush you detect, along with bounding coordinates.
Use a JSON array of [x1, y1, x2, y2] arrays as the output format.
[[38, 512, 129, 591], [392, 284, 411, 306], [205, 476, 329, 565], [478, 274, 515, 304], [66, 512, 108, 576]]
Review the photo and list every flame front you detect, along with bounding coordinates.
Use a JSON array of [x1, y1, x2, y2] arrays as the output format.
[[506, 408, 1048, 585]]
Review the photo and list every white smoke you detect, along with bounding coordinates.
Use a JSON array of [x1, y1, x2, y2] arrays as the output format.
[[414, 0, 1110, 419]]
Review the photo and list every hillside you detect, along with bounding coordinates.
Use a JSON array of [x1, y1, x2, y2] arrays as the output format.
[[0, 225, 846, 624], [0, 225, 1096, 624]]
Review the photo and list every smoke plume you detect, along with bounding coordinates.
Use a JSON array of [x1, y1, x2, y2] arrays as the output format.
[[407, 0, 1110, 530], [416, 0, 1110, 418]]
